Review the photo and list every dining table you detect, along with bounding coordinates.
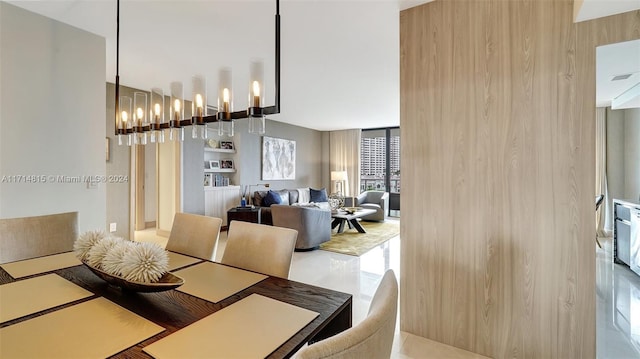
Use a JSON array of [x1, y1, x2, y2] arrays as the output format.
[[0, 252, 353, 358]]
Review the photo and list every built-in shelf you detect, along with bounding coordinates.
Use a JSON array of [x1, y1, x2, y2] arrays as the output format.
[[205, 148, 235, 154], [204, 169, 236, 173]]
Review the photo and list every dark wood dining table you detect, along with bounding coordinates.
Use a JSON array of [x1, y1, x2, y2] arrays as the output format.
[[0, 257, 353, 358]]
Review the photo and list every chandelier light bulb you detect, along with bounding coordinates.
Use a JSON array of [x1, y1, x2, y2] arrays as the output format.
[[223, 88, 230, 113], [136, 107, 143, 123], [195, 94, 203, 117]]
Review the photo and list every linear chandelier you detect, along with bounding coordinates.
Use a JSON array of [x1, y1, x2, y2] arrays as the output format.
[[114, 0, 281, 146]]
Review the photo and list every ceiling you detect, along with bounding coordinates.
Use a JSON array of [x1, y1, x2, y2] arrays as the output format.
[[7, 0, 427, 132], [596, 39, 640, 109], [5, 0, 638, 132]]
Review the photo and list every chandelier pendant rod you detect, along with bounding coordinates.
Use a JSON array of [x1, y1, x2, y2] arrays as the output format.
[[114, 0, 120, 136]]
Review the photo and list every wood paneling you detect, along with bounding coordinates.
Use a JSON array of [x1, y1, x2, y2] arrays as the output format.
[[400, 1, 640, 357]]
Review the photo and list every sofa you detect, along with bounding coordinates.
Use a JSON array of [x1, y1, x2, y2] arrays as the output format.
[[344, 191, 389, 222], [252, 188, 332, 250]]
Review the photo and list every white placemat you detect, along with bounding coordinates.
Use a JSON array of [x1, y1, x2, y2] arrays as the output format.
[[0, 297, 165, 358], [143, 294, 319, 358], [0, 273, 93, 323], [173, 261, 267, 303], [1, 252, 81, 279]]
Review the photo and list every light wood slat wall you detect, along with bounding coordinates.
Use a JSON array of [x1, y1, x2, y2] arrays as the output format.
[[399, 1, 640, 357]]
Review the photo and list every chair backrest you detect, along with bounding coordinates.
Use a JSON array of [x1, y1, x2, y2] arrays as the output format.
[[0, 211, 78, 264], [166, 213, 222, 261], [295, 270, 398, 359], [221, 221, 297, 278], [595, 194, 604, 211]]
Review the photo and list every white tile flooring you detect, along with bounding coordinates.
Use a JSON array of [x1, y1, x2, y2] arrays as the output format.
[[596, 237, 640, 359], [138, 224, 640, 358]]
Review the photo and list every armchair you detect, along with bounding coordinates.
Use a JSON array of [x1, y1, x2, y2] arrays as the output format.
[[345, 191, 389, 222]]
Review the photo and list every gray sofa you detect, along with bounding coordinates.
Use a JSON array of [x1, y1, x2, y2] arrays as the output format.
[[271, 205, 331, 250], [252, 188, 332, 250]]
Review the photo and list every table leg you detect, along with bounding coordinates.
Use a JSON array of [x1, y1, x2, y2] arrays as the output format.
[[309, 300, 352, 344], [349, 219, 366, 233], [337, 220, 346, 233], [331, 218, 341, 230]]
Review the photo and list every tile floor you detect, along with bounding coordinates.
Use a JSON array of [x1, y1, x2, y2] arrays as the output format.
[[138, 224, 640, 358], [596, 237, 640, 359]]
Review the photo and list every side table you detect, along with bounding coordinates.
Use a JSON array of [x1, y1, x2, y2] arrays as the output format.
[[227, 207, 261, 228]]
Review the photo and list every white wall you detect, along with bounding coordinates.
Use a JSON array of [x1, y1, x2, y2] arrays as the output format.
[[624, 108, 640, 201], [0, 3, 106, 231], [607, 107, 640, 203]]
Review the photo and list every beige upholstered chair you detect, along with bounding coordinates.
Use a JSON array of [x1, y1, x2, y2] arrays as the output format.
[[221, 221, 298, 278], [166, 213, 222, 261], [295, 270, 398, 359], [0, 211, 78, 264]]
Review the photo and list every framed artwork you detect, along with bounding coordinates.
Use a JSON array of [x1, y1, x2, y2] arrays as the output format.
[[220, 141, 234, 150], [204, 173, 212, 187], [262, 136, 296, 180], [210, 160, 220, 169], [221, 159, 234, 169]]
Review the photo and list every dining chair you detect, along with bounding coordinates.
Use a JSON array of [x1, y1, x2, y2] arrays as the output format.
[[166, 213, 223, 261], [221, 221, 298, 278], [0, 211, 78, 264], [294, 269, 398, 359]]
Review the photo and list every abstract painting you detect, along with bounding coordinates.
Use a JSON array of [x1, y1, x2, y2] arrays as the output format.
[[262, 136, 296, 180]]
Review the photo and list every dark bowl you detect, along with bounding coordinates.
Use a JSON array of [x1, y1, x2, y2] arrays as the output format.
[[83, 262, 184, 293]]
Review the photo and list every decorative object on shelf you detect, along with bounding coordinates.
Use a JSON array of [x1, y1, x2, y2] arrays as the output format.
[[220, 141, 234, 150], [113, 0, 281, 145], [207, 138, 219, 149], [74, 231, 182, 292], [261, 136, 296, 180], [204, 173, 212, 186], [210, 160, 220, 169], [221, 159, 234, 169]]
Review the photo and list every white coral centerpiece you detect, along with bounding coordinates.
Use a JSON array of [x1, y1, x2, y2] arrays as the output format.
[[85, 236, 120, 269], [120, 242, 169, 283], [101, 240, 136, 276], [75, 230, 169, 283], [73, 230, 106, 261]]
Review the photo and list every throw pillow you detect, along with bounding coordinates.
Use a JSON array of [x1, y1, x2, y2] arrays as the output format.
[[263, 190, 282, 207], [309, 187, 328, 202]]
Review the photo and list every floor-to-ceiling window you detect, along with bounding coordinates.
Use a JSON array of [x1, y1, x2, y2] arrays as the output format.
[[361, 127, 400, 216]]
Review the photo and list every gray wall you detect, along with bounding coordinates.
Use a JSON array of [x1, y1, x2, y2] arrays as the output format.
[[144, 142, 156, 223], [234, 119, 324, 192], [607, 107, 640, 204], [105, 83, 132, 238], [182, 133, 205, 215], [0, 2, 106, 231], [624, 108, 640, 201]]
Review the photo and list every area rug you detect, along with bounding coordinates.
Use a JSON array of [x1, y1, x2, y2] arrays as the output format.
[[320, 221, 400, 256]]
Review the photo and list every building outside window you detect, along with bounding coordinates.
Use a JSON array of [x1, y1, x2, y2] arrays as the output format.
[[360, 127, 400, 216]]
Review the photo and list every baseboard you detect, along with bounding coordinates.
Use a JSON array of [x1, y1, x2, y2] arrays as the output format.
[[145, 221, 156, 229], [156, 229, 170, 238]]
